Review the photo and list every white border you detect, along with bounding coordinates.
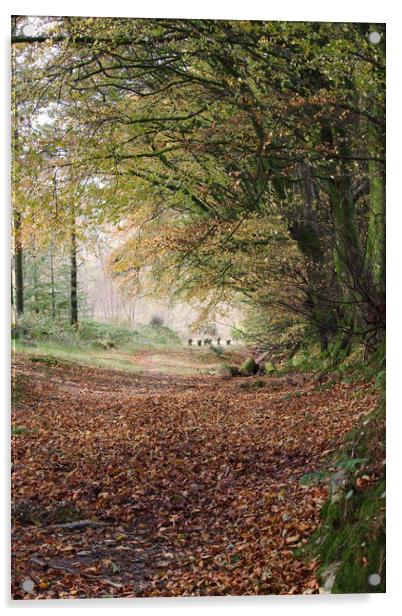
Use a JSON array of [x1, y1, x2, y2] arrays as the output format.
[[2, 1, 401, 614]]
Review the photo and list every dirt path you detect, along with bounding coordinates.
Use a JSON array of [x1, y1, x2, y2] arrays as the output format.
[[11, 357, 378, 598]]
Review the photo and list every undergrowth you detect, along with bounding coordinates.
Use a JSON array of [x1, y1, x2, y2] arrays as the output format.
[[12, 315, 183, 372], [12, 315, 181, 351], [300, 397, 385, 593]]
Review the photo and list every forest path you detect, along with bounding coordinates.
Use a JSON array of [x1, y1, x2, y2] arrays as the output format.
[[11, 357, 377, 598], [127, 346, 245, 376]]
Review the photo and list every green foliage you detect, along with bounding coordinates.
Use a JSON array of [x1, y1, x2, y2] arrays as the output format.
[[375, 369, 386, 391], [299, 470, 329, 486], [16, 313, 78, 342], [314, 480, 385, 593], [231, 305, 306, 359], [336, 457, 367, 473], [136, 324, 181, 347], [19, 246, 76, 319], [230, 326, 244, 342], [14, 314, 181, 351], [12, 18, 385, 360], [301, 400, 385, 593], [11, 425, 28, 436], [78, 319, 135, 348], [210, 344, 224, 357]]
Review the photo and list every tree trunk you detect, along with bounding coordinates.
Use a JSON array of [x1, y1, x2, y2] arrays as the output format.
[[367, 159, 385, 288], [12, 41, 24, 317], [70, 210, 78, 327], [366, 104, 385, 294], [13, 210, 24, 315], [32, 239, 40, 314], [278, 166, 338, 348], [50, 243, 56, 319]]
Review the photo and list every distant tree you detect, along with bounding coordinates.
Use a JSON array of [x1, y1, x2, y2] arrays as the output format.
[[150, 314, 164, 328], [201, 324, 218, 338]]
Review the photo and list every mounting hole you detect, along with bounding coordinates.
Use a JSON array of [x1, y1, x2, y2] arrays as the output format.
[[22, 23, 35, 37], [21, 578, 35, 593], [368, 573, 381, 586], [368, 31, 381, 45]]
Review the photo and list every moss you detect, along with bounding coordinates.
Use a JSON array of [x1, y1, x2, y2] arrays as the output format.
[[332, 481, 385, 593], [11, 425, 28, 436], [303, 400, 385, 594], [239, 357, 258, 375], [305, 480, 385, 593], [219, 364, 239, 378], [264, 361, 276, 374]]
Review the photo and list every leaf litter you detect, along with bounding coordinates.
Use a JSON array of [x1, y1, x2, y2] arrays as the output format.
[[11, 358, 378, 598]]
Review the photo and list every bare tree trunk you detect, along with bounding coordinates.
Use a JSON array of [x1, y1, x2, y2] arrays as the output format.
[[32, 238, 40, 314], [50, 242, 56, 319], [12, 34, 23, 318], [14, 210, 24, 315], [70, 209, 78, 327]]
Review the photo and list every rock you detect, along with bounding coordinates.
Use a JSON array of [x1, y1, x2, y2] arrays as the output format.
[[264, 361, 276, 374], [239, 358, 259, 376], [218, 365, 239, 378]]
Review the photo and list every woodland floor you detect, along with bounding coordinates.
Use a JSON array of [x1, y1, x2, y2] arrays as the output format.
[[11, 352, 378, 599]]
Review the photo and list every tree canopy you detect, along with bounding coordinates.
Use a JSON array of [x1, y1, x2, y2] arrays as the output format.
[[11, 16, 385, 354]]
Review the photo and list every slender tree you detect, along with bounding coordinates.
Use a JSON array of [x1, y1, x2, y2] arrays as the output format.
[[70, 205, 78, 326]]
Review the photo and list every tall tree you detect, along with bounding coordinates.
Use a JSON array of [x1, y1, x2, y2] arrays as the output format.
[[70, 205, 78, 326], [11, 17, 385, 354]]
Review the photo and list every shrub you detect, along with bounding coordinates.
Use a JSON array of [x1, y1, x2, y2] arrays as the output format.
[[13, 313, 182, 351], [210, 344, 224, 357], [150, 314, 164, 328]]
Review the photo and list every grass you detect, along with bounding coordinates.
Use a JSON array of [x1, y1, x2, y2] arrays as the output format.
[[11, 425, 28, 436], [311, 478, 385, 593], [12, 316, 246, 375], [13, 339, 246, 376], [286, 339, 386, 594], [299, 399, 385, 593], [14, 315, 182, 350], [13, 339, 144, 373], [12, 315, 186, 373]]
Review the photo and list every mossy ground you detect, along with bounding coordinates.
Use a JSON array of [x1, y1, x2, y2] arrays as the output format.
[[300, 398, 385, 594], [313, 479, 385, 593]]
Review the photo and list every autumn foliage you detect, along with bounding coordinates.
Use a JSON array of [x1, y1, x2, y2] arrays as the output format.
[[12, 358, 378, 598]]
